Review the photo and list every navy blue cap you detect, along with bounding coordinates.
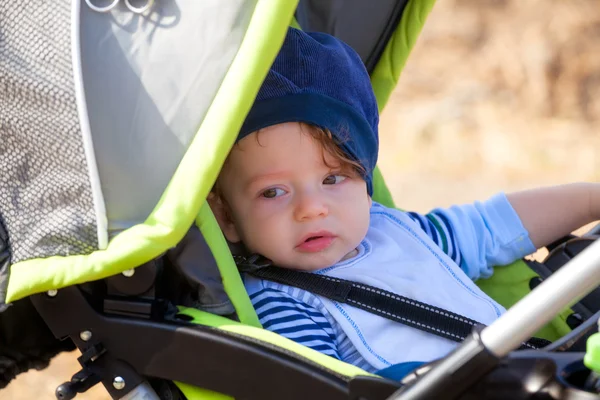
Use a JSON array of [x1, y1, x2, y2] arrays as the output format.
[[238, 28, 379, 195]]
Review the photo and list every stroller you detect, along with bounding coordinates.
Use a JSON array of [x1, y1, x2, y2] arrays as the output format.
[[2, 0, 600, 398]]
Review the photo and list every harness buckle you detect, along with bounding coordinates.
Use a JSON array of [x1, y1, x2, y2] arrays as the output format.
[[234, 254, 272, 273]]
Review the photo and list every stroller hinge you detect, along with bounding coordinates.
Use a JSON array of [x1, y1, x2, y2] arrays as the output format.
[[32, 287, 153, 400]]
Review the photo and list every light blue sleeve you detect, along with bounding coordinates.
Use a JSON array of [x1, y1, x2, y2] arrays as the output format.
[[431, 192, 536, 280]]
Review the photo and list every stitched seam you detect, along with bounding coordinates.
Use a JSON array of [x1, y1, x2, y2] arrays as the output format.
[[316, 240, 372, 274], [332, 302, 392, 366], [348, 299, 463, 340], [352, 283, 474, 324]]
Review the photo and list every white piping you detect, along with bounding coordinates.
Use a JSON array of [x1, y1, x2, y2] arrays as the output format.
[[71, 0, 108, 250]]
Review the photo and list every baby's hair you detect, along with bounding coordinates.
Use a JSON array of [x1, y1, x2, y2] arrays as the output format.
[[296, 122, 366, 178]]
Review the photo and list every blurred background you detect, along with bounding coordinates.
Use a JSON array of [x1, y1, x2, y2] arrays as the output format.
[[379, 0, 600, 212], [4, 0, 599, 398]]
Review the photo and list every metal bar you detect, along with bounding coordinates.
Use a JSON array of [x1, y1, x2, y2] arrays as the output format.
[[480, 239, 600, 357]]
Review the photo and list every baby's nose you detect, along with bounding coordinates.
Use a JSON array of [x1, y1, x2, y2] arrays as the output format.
[[294, 194, 329, 221]]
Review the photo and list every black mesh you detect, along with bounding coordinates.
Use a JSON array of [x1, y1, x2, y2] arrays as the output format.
[[0, 2, 98, 263]]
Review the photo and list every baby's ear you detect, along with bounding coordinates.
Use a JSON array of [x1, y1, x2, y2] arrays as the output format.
[[207, 193, 241, 243]]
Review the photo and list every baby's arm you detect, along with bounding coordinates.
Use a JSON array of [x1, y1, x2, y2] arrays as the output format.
[[506, 183, 600, 248], [414, 183, 600, 281]]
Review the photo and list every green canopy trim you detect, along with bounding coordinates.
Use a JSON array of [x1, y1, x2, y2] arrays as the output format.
[[370, 0, 436, 112], [196, 203, 260, 327], [372, 166, 397, 208]]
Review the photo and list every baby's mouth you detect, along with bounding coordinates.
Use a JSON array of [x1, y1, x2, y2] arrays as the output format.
[[296, 232, 336, 253], [305, 235, 322, 242]]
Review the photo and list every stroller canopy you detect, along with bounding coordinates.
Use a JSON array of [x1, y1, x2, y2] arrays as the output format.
[[0, 0, 433, 308]]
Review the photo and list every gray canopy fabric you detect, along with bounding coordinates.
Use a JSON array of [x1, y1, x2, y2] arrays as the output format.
[[295, 0, 409, 73], [80, 0, 255, 238]]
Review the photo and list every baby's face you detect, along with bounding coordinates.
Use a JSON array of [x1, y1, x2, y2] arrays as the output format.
[[213, 122, 371, 271]]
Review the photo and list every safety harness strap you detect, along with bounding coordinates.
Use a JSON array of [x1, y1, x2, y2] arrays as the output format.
[[237, 255, 551, 350]]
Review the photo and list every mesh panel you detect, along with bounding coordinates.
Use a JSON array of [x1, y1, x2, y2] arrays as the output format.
[[0, 2, 98, 263]]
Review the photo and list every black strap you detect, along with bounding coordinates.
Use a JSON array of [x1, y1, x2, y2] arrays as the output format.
[[237, 255, 550, 350]]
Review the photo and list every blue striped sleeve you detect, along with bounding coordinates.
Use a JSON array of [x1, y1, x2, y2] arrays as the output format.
[[250, 288, 341, 359], [407, 211, 463, 267]]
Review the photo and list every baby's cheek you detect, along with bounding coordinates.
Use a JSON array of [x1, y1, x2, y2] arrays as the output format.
[[242, 218, 282, 255], [240, 201, 292, 256]]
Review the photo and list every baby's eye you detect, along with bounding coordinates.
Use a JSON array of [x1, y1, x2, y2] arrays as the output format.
[[261, 188, 286, 199], [323, 174, 347, 185]]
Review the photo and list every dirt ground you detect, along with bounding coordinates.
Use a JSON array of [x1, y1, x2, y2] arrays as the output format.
[[4, 1, 600, 399]]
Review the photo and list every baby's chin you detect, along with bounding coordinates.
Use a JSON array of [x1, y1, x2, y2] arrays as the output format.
[[275, 250, 358, 272]]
